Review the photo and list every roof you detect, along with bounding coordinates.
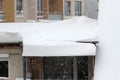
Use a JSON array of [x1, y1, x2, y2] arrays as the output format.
[[0, 16, 97, 56]]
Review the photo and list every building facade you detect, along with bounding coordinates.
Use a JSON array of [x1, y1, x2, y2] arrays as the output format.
[[84, 0, 98, 19], [0, 0, 84, 22], [0, 32, 23, 80]]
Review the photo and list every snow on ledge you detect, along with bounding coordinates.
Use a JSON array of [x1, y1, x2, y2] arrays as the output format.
[[23, 42, 96, 56], [0, 32, 22, 43]]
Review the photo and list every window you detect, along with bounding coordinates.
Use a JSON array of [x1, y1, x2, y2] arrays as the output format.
[[75, 1, 81, 16], [64, 1, 71, 16], [0, 61, 9, 78], [37, 0, 42, 16], [43, 57, 73, 79], [43, 57, 89, 80], [0, 0, 2, 10], [0, 54, 9, 79], [24, 56, 95, 80], [16, 0, 23, 16]]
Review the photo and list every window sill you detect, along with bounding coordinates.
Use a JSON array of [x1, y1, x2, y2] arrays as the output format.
[[0, 77, 9, 80], [16, 15, 24, 18], [64, 16, 73, 19]]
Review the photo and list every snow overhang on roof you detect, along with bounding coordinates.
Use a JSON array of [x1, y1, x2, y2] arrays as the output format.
[[0, 32, 22, 43], [23, 42, 96, 56], [0, 32, 22, 54]]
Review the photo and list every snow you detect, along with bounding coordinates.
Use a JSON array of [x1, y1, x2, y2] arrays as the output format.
[[23, 43, 96, 56], [94, 0, 120, 80], [0, 32, 22, 43], [0, 16, 97, 56]]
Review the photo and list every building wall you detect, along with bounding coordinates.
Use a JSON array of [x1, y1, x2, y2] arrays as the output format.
[[27, 0, 36, 20], [15, 0, 30, 22], [42, 0, 49, 19], [49, 0, 63, 13], [84, 0, 98, 19], [9, 54, 23, 80], [0, 43, 23, 80], [3, 0, 15, 22], [15, 0, 49, 22], [49, 0, 63, 20], [2, 0, 86, 22]]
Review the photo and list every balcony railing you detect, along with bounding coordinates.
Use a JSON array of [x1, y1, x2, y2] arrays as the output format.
[[37, 11, 63, 20]]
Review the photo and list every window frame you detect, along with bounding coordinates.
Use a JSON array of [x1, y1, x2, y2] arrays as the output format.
[[75, 1, 82, 16], [37, 0, 43, 17], [64, 1, 71, 16], [0, 58, 9, 79], [16, 0, 24, 17]]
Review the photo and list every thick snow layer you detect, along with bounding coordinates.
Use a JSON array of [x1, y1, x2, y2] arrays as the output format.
[[0, 16, 97, 42], [23, 43, 96, 56], [94, 0, 120, 80], [0, 32, 22, 43], [0, 16, 97, 56]]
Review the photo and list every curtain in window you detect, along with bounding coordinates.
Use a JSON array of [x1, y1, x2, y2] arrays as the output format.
[[64, 1, 70, 16], [75, 1, 81, 16]]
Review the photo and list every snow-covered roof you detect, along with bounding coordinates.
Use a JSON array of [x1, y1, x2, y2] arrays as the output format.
[[0, 32, 22, 43], [0, 16, 97, 56], [23, 42, 96, 56]]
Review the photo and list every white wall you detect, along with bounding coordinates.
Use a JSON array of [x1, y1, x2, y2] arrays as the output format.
[[94, 0, 120, 80]]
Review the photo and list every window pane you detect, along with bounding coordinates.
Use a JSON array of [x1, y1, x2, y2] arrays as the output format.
[[37, 0, 42, 11], [0, 61, 8, 77], [37, 0, 42, 16], [16, 0, 23, 15], [64, 1, 71, 16], [77, 57, 88, 80], [75, 1, 81, 16], [25, 56, 94, 80], [43, 57, 73, 79]]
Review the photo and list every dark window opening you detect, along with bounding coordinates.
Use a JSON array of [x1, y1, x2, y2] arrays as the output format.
[[0, 61, 8, 77], [24, 56, 95, 80]]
